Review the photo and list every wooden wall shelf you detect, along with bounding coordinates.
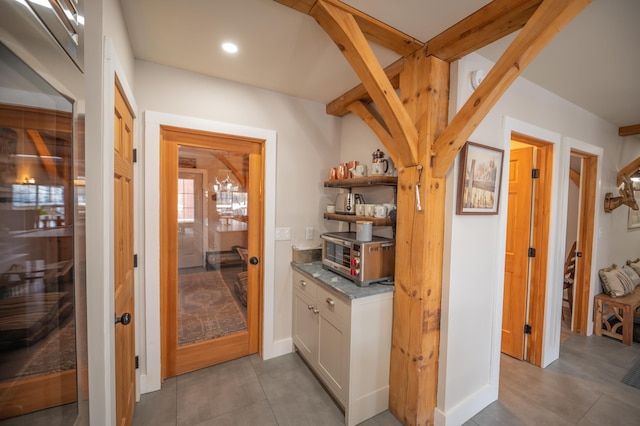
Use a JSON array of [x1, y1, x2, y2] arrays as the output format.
[[323, 213, 394, 226], [324, 176, 398, 188]]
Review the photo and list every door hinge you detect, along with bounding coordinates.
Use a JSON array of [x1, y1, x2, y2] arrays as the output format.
[[135, 355, 139, 369], [133, 148, 137, 163], [133, 254, 138, 268], [528, 247, 536, 258], [524, 324, 532, 334], [531, 168, 540, 179]]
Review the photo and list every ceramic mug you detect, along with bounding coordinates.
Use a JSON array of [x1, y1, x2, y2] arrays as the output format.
[[329, 167, 338, 180], [350, 167, 365, 178], [326, 204, 336, 214], [355, 203, 365, 216], [337, 163, 348, 179], [356, 164, 367, 176], [365, 204, 376, 217], [374, 205, 388, 218]]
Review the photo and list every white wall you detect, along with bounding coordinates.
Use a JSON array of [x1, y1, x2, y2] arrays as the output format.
[[340, 52, 640, 426], [133, 60, 341, 389]]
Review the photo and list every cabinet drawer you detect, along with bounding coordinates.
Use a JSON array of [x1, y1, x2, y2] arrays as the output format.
[[293, 270, 317, 299], [317, 284, 349, 322]]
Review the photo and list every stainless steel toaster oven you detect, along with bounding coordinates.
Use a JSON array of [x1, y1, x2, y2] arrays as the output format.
[[321, 232, 395, 286]]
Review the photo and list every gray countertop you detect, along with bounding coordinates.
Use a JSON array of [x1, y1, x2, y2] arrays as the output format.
[[291, 261, 394, 300]]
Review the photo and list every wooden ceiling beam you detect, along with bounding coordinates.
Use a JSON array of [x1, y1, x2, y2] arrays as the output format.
[[569, 168, 580, 186], [425, 0, 542, 62], [326, 58, 404, 117], [275, 0, 423, 56], [617, 156, 640, 186], [311, 0, 418, 166], [25, 129, 59, 180], [619, 124, 640, 137], [432, 0, 592, 177], [325, 0, 543, 117]]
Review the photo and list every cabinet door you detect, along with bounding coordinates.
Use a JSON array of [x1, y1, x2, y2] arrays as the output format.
[[317, 310, 348, 403], [293, 290, 317, 363]]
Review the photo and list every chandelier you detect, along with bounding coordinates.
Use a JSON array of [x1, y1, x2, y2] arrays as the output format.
[[211, 172, 239, 222]]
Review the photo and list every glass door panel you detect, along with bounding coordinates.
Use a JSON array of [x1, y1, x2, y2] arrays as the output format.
[[177, 146, 248, 348], [0, 42, 82, 421]]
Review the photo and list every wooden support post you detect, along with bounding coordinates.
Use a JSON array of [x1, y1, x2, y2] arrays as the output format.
[[389, 53, 449, 426]]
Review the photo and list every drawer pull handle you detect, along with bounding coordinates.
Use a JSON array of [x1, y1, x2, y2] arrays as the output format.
[[312, 308, 320, 314], [300, 280, 307, 286], [308, 305, 314, 310], [326, 298, 335, 306]]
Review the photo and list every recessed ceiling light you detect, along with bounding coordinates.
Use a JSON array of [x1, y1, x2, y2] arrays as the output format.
[[222, 42, 238, 54]]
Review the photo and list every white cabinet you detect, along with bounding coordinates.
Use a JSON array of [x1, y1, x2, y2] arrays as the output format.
[[292, 269, 393, 426]]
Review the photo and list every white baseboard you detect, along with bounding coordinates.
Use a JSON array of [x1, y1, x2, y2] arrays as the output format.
[[263, 337, 293, 360], [434, 383, 497, 426]]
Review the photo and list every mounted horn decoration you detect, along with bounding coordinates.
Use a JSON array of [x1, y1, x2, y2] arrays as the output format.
[[604, 173, 638, 213]]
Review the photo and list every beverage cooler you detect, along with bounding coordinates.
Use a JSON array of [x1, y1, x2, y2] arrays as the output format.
[[0, 0, 88, 423]]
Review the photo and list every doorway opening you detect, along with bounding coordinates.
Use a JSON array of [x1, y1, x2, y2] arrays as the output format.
[[501, 132, 552, 366], [565, 150, 597, 336], [160, 126, 264, 378]]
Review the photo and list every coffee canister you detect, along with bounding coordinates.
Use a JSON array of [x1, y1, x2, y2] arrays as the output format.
[[355, 221, 373, 242]]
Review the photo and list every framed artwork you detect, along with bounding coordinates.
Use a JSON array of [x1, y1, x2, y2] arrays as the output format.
[[457, 141, 504, 215], [628, 179, 640, 228]]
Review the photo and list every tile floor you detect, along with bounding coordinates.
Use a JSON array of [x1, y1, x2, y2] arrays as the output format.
[[2, 332, 637, 425], [133, 333, 640, 426]]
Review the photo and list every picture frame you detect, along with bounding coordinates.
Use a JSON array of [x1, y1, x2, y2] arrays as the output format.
[[457, 141, 504, 215], [628, 181, 640, 228]]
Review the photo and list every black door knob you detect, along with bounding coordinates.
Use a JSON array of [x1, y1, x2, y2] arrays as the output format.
[[115, 312, 131, 326], [249, 256, 259, 265]]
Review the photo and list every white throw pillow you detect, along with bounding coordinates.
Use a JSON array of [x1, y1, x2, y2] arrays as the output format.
[[599, 264, 634, 297], [622, 264, 640, 287], [626, 258, 640, 276]]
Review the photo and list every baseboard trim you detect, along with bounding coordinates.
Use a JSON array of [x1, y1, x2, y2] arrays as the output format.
[[263, 337, 293, 360], [434, 383, 497, 426]]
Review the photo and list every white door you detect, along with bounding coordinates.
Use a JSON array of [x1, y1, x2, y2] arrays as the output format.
[[177, 170, 206, 269]]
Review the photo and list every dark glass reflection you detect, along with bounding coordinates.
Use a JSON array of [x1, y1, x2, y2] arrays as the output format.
[[0, 42, 78, 421]]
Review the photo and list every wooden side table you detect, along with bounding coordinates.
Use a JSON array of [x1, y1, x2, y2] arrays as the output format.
[[594, 289, 640, 345]]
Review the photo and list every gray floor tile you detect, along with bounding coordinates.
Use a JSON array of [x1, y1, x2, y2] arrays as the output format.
[[471, 334, 640, 425], [358, 410, 402, 425], [133, 377, 177, 426], [192, 400, 278, 426], [259, 356, 345, 426], [577, 394, 640, 426], [499, 355, 600, 423], [176, 357, 266, 426], [127, 332, 640, 426]]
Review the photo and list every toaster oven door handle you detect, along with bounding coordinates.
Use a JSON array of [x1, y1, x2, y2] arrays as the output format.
[[322, 235, 349, 246]]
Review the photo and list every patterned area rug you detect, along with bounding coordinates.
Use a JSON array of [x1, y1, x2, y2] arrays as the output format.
[[178, 270, 247, 346], [0, 317, 76, 382], [622, 356, 640, 390]]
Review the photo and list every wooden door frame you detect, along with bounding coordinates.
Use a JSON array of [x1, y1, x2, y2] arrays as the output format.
[[160, 126, 264, 379], [509, 132, 553, 366], [570, 151, 597, 335]]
